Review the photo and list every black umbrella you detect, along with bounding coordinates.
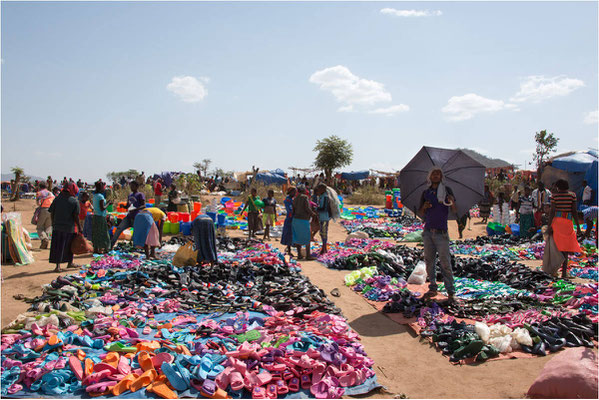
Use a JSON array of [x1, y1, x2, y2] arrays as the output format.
[[400, 146, 485, 219]]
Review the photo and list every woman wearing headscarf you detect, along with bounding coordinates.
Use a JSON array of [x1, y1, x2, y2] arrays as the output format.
[[547, 179, 582, 279], [292, 184, 316, 260], [192, 214, 218, 265], [280, 187, 296, 256], [48, 183, 81, 272], [418, 167, 458, 304]]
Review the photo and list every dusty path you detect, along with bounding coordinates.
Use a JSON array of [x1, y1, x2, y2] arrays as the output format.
[[0, 199, 585, 398]]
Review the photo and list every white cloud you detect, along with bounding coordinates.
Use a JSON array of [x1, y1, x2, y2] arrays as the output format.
[[338, 105, 355, 113], [441, 93, 507, 121], [310, 65, 410, 115], [380, 8, 442, 17], [584, 110, 598, 125], [166, 76, 208, 103], [510, 75, 584, 103], [310, 65, 392, 107], [368, 104, 410, 116]]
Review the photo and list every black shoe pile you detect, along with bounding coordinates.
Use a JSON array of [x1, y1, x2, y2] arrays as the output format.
[[520, 315, 597, 356], [327, 245, 424, 279], [444, 295, 561, 318], [216, 237, 263, 252], [421, 320, 500, 363], [452, 256, 556, 292], [382, 290, 426, 318], [162, 236, 192, 246], [113, 241, 144, 254], [454, 234, 540, 246]]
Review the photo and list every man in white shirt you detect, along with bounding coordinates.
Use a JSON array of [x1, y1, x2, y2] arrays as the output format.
[[582, 180, 593, 206]]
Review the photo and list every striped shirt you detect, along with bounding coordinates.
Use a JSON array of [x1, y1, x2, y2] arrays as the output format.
[[582, 206, 598, 222], [519, 195, 534, 214], [552, 191, 576, 213]]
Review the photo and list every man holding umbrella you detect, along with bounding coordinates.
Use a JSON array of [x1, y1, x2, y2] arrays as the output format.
[[418, 167, 458, 304]]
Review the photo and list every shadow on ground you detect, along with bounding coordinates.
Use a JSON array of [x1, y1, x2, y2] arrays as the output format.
[[348, 310, 415, 338]]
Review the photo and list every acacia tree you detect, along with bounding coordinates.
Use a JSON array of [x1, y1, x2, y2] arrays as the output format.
[[106, 169, 140, 184], [193, 159, 212, 179], [534, 130, 559, 174], [313, 135, 353, 184], [10, 167, 24, 201]]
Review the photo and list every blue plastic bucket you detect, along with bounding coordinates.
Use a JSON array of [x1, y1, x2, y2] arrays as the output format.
[[217, 214, 226, 225], [180, 222, 192, 235], [206, 212, 217, 222]]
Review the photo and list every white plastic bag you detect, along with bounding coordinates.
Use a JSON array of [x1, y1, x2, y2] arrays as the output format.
[[513, 327, 533, 346], [475, 322, 490, 342], [407, 261, 427, 284], [489, 335, 513, 353]]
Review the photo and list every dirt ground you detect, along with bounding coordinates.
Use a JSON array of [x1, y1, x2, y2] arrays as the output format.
[[0, 199, 586, 398]]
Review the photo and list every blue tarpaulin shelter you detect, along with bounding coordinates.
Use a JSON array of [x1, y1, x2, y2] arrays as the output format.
[[340, 171, 370, 181], [254, 170, 288, 185], [543, 151, 598, 206]]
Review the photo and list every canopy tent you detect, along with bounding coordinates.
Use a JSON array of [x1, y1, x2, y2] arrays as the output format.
[[253, 170, 288, 185], [543, 150, 598, 205], [340, 171, 370, 181]]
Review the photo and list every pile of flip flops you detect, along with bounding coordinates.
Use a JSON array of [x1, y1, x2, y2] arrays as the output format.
[[339, 216, 423, 240], [1, 240, 380, 398], [333, 237, 598, 364]]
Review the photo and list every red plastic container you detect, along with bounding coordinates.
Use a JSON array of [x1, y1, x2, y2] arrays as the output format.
[[167, 212, 179, 223], [179, 212, 190, 222]]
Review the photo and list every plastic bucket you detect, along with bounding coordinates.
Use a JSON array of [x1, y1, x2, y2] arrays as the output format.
[[170, 222, 180, 234], [107, 204, 114, 212], [221, 197, 231, 205], [207, 212, 217, 222], [191, 211, 199, 221], [168, 212, 179, 223], [179, 212, 190, 222], [148, 199, 155, 204], [180, 222, 191, 235], [193, 202, 202, 213], [217, 214, 226, 225], [163, 221, 172, 234]]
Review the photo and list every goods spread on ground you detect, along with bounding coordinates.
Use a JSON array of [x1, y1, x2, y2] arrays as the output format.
[[1, 239, 380, 398]]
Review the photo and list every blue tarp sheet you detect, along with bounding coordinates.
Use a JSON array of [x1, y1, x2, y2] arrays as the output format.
[[550, 151, 598, 201], [340, 171, 370, 181], [254, 172, 287, 185]]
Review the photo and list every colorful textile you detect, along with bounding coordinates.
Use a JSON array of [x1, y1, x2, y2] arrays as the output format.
[[552, 216, 582, 253], [292, 218, 311, 245], [91, 215, 110, 251]]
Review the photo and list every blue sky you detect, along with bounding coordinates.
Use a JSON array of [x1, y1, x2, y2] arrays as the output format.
[[2, 1, 597, 182]]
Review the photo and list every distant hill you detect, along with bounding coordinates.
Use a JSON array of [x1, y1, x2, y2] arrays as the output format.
[[457, 148, 513, 169]]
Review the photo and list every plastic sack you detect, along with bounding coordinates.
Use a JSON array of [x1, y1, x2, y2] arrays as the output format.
[[474, 322, 490, 342], [71, 233, 93, 255], [407, 261, 427, 284], [512, 327, 533, 347], [489, 335, 512, 353], [527, 348, 598, 399], [172, 242, 198, 267], [401, 230, 423, 243]]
